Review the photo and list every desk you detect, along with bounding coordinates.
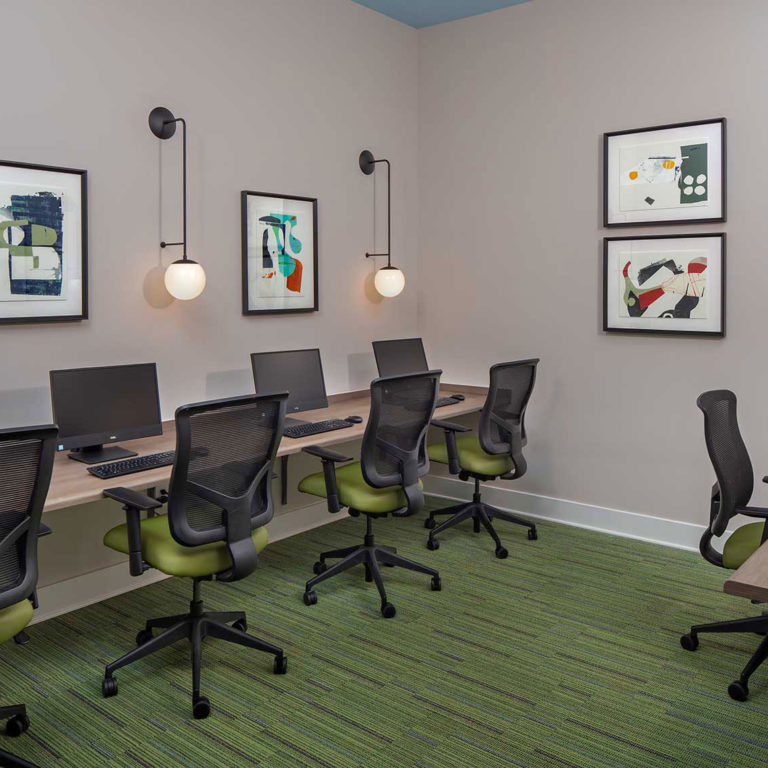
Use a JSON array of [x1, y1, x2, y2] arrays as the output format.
[[724, 540, 768, 602], [44, 384, 487, 513], [34, 383, 485, 622]]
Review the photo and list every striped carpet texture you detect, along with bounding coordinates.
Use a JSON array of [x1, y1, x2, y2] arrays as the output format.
[[2, 500, 768, 767]]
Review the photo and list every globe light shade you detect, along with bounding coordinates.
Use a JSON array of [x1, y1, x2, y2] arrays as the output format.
[[164, 259, 206, 300], [374, 265, 405, 298]]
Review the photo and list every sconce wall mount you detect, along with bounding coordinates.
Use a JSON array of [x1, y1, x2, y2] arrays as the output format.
[[360, 149, 405, 298], [149, 106, 206, 300]]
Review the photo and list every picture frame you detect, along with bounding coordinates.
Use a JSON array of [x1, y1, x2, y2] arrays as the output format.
[[0, 159, 88, 325], [241, 190, 318, 315], [603, 233, 725, 337], [604, 118, 726, 227]]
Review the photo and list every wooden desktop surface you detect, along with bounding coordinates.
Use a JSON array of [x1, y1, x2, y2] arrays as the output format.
[[44, 384, 487, 513], [724, 538, 768, 603]]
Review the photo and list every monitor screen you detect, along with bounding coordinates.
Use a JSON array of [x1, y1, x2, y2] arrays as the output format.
[[372, 338, 429, 377], [251, 348, 328, 414], [50, 363, 162, 450]]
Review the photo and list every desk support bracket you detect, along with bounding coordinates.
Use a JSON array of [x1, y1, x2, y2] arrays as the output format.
[[281, 456, 289, 506]]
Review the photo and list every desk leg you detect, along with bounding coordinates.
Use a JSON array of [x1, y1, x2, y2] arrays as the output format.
[[281, 456, 289, 506]]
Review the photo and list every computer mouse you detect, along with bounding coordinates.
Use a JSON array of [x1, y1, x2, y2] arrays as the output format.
[[450, 393, 466, 401], [345, 415, 363, 424]]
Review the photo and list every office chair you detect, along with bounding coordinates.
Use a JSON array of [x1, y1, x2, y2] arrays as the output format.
[[681, 389, 768, 701], [425, 360, 539, 558], [0, 425, 56, 768], [298, 371, 442, 618], [100, 394, 288, 719]]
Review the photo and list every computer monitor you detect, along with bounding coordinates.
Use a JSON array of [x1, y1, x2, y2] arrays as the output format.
[[251, 348, 328, 425], [372, 338, 429, 377], [50, 362, 162, 464]]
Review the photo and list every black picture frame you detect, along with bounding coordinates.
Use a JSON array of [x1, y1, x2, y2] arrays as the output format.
[[603, 232, 725, 337], [241, 190, 318, 316], [0, 159, 88, 325], [603, 118, 726, 227]]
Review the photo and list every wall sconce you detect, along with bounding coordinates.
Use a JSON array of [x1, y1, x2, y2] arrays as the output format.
[[360, 149, 404, 298], [149, 106, 206, 301]]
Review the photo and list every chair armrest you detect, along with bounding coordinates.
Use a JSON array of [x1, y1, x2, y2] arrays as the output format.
[[737, 506, 768, 520], [302, 445, 354, 463], [38, 523, 53, 537], [430, 419, 472, 433], [104, 487, 163, 576], [303, 445, 354, 513], [431, 420, 469, 476], [103, 487, 164, 511]]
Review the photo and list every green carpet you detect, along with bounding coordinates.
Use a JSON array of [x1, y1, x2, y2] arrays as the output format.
[[3, 500, 768, 767]]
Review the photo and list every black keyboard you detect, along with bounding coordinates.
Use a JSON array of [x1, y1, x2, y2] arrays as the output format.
[[436, 396, 461, 408], [283, 419, 354, 439], [88, 452, 176, 479]]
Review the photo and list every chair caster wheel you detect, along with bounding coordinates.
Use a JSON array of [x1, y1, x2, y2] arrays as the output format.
[[381, 603, 396, 619], [427, 538, 439, 551], [527, 528, 538, 541], [728, 680, 749, 702], [233, 618, 248, 633], [102, 676, 118, 698], [136, 629, 153, 646], [431, 575, 442, 591], [680, 633, 699, 651], [192, 695, 211, 719], [424, 517, 436, 529], [274, 655, 288, 674], [495, 546, 508, 559], [5, 713, 30, 737], [313, 561, 327, 575], [303, 590, 318, 606]]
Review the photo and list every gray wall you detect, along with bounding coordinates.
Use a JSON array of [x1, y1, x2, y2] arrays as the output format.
[[418, 0, 768, 525], [1, 0, 419, 426]]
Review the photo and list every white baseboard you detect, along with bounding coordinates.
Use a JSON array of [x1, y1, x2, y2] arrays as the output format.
[[33, 501, 340, 625], [423, 475, 711, 552]]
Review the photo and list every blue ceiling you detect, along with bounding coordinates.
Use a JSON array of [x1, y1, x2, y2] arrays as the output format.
[[351, 0, 531, 29]]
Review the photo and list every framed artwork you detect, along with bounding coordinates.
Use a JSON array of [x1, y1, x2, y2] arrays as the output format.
[[604, 118, 725, 227], [0, 160, 87, 325], [603, 233, 725, 337], [241, 190, 318, 315]]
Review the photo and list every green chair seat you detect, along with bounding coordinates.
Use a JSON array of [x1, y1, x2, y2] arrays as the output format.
[[0, 599, 34, 644], [298, 461, 420, 514], [723, 522, 766, 570], [104, 513, 269, 579], [428, 435, 514, 477]]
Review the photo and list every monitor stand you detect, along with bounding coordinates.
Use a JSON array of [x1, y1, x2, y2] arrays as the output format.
[[284, 417, 312, 428], [68, 445, 139, 465]]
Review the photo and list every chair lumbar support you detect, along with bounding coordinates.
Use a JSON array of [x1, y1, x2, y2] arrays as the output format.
[[425, 477, 537, 559], [102, 576, 287, 718], [303, 512, 442, 618]]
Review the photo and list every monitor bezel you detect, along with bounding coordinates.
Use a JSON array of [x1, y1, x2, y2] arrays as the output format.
[[372, 337, 429, 377], [250, 348, 329, 414], [49, 362, 163, 451]]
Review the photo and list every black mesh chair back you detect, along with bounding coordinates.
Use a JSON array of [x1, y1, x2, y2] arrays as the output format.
[[479, 359, 539, 478], [0, 425, 57, 612], [167, 393, 287, 581], [697, 390, 754, 537], [361, 370, 441, 513]]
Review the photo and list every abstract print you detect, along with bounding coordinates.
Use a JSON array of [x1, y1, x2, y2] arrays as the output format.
[[243, 191, 317, 314], [620, 140, 708, 212], [620, 251, 707, 320], [259, 213, 303, 294], [0, 189, 65, 301]]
